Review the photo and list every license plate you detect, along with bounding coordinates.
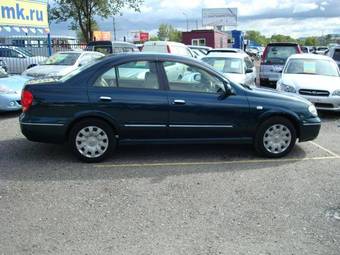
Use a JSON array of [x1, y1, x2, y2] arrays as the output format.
[[272, 65, 283, 72]]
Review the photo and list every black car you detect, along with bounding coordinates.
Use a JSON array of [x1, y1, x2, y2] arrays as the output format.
[[20, 53, 321, 162]]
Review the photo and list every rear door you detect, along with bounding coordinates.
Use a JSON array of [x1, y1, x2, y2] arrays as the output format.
[[88, 60, 169, 139], [160, 61, 250, 139]]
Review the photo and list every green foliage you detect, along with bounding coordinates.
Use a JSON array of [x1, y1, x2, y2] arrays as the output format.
[[245, 31, 268, 46], [157, 24, 182, 42], [304, 37, 317, 46], [50, 0, 143, 43]]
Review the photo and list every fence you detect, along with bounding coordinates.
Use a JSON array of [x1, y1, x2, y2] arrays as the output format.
[[0, 35, 86, 74]]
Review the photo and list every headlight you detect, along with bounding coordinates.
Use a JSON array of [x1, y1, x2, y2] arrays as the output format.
[[0, 85, 17, 94], [46, 72, 61, 77], [308, 104, 318, 117], [280, 83, 296, 93], [332, 90, 340, 96]]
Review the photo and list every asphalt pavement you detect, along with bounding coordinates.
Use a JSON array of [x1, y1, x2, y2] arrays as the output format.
[[0, 111, 340, 255]]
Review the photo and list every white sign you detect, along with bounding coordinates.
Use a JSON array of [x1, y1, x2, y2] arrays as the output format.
[[202, 8, 237, 27]]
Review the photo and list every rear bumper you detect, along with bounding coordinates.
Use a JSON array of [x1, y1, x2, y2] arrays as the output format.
[[20, 115, 67, 144], [299, 119, 321, 142]]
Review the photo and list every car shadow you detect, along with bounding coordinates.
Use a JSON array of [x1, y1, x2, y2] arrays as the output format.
[[0, 111, 21, 120], [0, 138, 308, 182]]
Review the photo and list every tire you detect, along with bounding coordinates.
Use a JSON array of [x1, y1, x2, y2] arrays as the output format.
[[254, 117, 297, 158], [69, 118, 116, 163]]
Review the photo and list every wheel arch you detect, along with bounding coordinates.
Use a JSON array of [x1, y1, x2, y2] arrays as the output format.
[[65, 111, 121, 140], [256, 110, 301, 139]]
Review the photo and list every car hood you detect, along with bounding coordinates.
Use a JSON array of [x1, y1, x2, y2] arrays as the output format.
[[249, 86, 312, 105], [224, 73, 245, 84], [281, 74, 340, 92], [0, 75, 30, 94], [23, 65, 75, 78]]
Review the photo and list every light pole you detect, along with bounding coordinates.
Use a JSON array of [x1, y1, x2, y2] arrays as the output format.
[[183, 12, 189, 32]]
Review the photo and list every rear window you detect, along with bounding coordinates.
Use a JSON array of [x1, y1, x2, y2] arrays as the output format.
[[264, 45, 298, 64], [333, 49, 340, 61]]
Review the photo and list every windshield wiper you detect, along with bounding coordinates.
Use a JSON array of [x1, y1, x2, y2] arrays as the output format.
[[240, 83, 252, 90]]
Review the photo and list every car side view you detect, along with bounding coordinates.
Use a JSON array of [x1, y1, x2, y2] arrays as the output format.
[[20, 53, 321, 162]]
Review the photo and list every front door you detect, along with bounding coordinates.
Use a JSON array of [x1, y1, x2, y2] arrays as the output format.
[[88, 60, 168, 139], [161, 61, 250, 139]]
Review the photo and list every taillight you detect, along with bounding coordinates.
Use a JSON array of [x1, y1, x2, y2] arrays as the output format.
[[21, 90, 33, 112], [261, 47, 268, 64], [167, 45, 171, 53]]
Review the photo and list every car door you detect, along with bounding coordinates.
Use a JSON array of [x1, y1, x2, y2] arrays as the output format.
[[160, 61, 251, 139], [88, 60, 169, 140]]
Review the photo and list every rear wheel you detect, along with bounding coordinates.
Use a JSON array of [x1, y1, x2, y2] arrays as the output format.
[[254, 117, 297, 158], [69, 119, 116, 163]]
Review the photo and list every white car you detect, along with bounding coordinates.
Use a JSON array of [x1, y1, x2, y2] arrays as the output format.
[[277, 54, 340, 111], [142, 41, 195, 58], [0, 46, 46, 74], [22, 51, 104, 79], [201, 52, 257, 86]]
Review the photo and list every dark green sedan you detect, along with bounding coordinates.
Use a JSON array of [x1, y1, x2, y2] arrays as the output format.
[[20, 53, 321, 162]]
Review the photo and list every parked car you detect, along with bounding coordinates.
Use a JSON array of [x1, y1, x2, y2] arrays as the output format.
[[201, 52, 257, 86], [142, 41, 194, 58], [0, 46, 46, 74], [85, 41, 139, 55], [315, 46, 329, 55], [22, 51, 104, 79], [0, 67, 30, 112], [260, 42, 302, 88], [20, 53, 321, 162], [277, 54, 340, 111], [327, 46, 340, 69], [301, 46, 310, 54], [207, 48, 244, 54], [188, 45, 212, 55]]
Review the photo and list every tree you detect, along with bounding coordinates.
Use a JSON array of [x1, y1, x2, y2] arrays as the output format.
[[50, 0, 143, 43], [245, 31, 268, 46], [157, 24, 182, 42], [270, 34, 296, 43], [304, 37, 317, 46]]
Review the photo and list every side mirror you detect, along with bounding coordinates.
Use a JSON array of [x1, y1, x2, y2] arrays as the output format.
[[18, 53, 25, 58], [218, 82, 235, 99], [245, 68, 253, 74]]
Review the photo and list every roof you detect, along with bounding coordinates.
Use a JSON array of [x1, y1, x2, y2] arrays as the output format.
[[208, 48, 244, 54], [144, 41, 186, 46], [203, 52, 247, 59], [288, 53, 334, 60], [267, 42, 299, 46]]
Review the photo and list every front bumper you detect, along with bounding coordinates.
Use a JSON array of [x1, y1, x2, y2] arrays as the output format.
[[300, 95, 340, 112], [299, 117, 321, 142], [0, 94, 21, 112]]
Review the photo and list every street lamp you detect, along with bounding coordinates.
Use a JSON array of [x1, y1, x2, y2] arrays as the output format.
[[183, 12, 189, 32]]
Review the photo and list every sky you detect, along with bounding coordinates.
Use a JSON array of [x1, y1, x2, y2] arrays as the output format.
[[50, 0, 340, 40]]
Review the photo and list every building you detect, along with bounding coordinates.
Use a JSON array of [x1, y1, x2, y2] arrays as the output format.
[[182, 29, 229, 48]]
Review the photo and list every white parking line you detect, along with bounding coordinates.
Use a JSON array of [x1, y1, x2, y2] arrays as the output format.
[[309, 141, 340, 158]]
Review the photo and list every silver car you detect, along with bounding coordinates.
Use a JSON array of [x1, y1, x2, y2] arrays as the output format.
[[327, 46, 340, 69], [0, 46, 46, 74], [277, 54, 340, 111]]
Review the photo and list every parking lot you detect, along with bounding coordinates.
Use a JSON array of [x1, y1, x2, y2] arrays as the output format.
[[0, 111, 339, 254]]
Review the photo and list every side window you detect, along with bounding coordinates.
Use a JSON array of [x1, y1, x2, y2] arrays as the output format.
[[10, 50, 21, 58], [0, 49, 11, 57], [162, 61, 224, 93], [94, 61, 160, 90]]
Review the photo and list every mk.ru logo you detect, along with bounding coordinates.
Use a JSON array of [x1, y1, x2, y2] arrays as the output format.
[[1, 3, 43, 21]]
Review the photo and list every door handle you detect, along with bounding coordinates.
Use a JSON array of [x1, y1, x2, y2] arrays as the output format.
[[173, 99, 186, 105], [99, 96, 112, 102]]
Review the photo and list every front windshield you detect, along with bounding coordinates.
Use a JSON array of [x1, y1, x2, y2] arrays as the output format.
[[285, 59, 339, 77], [43, 52, 81, 66], [202, 57, 243, 74], [0, 67, 8, 78]]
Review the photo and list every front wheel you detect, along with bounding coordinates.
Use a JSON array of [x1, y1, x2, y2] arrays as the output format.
[[69, 119, 116, 163], [254, 117, 297, 158]]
